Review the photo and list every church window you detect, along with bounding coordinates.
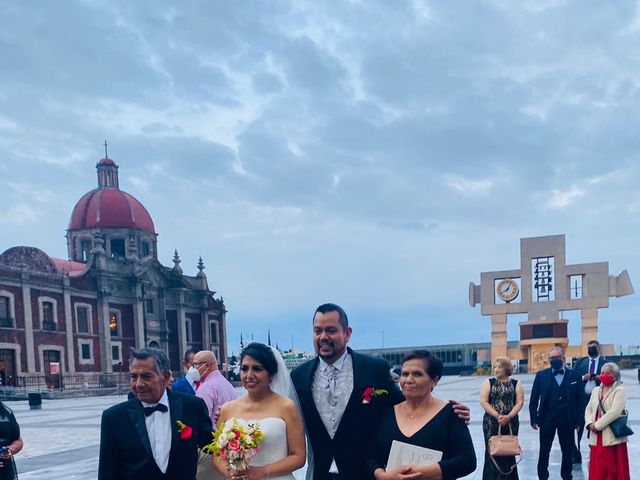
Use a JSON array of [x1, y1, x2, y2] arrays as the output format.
[[43, 302, 53, 322], [141, 241, 150, 258], [185, 318, 192, 343], [80, 239, 92, 262], [81, 343, 91, 360], [76, 305, 90, 334], [0, 296, 12, 328], [145, 299, 154, 313], [0, 297, 9, 320], [109, 310, 120, 337], [209, 317, 219, 344], [110, 239, 125, 258]]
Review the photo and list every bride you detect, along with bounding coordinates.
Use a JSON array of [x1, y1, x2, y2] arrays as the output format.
[[213, 342, 306, 480]]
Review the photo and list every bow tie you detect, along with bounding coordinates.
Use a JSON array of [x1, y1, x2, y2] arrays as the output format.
[[143, 403, 168, 417], [553, 369, 564, 376]]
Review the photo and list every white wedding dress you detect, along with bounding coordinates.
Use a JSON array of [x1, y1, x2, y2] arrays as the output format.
[[245, 417, 295, 480]]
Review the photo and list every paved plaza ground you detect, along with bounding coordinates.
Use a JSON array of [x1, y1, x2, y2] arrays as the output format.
[[8, 369, 640, 479]]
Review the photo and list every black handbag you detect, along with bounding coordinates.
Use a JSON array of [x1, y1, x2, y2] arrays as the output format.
[[599, 398, 634, 438], [609, 410, 634, 438]]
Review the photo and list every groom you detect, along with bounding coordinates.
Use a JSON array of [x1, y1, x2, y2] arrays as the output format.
[[292, 303, 469, 480], [98, 348, 213, 480]]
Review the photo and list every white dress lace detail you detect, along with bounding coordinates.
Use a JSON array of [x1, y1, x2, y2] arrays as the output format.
[[242, 417, 294, 480]]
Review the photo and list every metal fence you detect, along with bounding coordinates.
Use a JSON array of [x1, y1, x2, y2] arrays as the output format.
[[13, 372, 128, 393]]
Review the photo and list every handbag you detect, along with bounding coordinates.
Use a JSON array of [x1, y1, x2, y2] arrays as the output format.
[[599, 398, 634, 438], [488, 423, 523, 475]]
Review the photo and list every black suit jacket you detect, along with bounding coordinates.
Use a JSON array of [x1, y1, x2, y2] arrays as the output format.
[[575, 356, 605, 389], [291, 348, 403, 480], [529, 367, 582, 428], [98, 389, 213, 480]]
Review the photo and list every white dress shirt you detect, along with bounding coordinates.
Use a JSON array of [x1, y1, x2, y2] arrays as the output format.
[[584, 356, 600, 395], [312, 349, 354, 473], [141, 390, 171, 473]]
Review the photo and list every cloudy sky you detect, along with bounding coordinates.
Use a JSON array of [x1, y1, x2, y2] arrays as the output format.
[[1, 0, 639, 354]]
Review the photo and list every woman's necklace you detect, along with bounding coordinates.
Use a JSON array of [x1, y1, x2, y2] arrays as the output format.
[[406, 399, 430, 419]]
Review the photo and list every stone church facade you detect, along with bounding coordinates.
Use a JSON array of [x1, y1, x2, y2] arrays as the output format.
[[0, 156, 227, 386]]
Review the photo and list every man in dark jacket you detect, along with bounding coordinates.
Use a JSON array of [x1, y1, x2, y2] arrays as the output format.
[[98, 348, 213, 480], [292, 303, 469, 480], [530, 346, 582, 480]]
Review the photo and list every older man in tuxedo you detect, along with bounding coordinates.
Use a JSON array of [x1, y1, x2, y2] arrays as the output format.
[[98, 348, 213, 480], [292, 303, 469, 480], [530, 346, 582, 480]]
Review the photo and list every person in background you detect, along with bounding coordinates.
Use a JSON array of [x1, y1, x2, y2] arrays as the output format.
[[0, 401, 23, 480], [173, 349, 199, 396], [529, 346, 582, 480], [584, 362, 630, 480], [574, 339, 605, 463], [480, 357, 524, 479], [194, 350, 237, 480]]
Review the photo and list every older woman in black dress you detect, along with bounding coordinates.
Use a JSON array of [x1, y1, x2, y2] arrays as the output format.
[[0, 401, 23, 480], [479, 357, 524, 479], [367, 350, 476, 480]]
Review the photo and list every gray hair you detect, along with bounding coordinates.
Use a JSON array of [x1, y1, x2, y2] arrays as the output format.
[[601, 362, 621, 382], [130, 347, 171, 374], [548, 346, 565, 357]]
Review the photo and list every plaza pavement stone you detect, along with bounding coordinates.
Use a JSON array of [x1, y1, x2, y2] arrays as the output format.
[[8, 370, 640, 479]]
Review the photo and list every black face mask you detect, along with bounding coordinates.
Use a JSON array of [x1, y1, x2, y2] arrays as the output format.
[[588, 346, 598, 357]]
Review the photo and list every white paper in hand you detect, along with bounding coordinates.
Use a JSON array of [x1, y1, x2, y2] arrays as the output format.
[[386, 440, 443, 470]]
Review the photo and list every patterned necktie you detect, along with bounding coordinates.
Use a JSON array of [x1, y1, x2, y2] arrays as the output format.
[[325, 365, 337, 398], [589, 359, 596, 376]]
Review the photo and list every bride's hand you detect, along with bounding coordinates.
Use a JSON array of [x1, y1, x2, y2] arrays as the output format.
[[230, 466, 268, 480]]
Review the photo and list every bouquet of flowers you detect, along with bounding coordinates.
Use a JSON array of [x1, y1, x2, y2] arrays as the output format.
[[203, 418, 265, 472]]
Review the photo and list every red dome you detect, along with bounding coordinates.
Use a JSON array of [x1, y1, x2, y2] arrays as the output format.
[[98, 157, 116, 166], [68, 188, 156, 233]]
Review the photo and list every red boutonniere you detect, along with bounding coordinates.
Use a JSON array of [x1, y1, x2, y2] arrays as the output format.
[[362, 386, 388, 404], [177, 420, 193, 440]]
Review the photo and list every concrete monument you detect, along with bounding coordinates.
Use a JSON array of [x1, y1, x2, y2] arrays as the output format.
[[470, 234, 634, 372]]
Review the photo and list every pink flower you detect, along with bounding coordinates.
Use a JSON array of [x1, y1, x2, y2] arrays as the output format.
[[229, 439, 241, 451]]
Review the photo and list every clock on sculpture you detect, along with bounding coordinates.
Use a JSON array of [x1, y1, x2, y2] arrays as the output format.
[[496, 278, 519, 302]]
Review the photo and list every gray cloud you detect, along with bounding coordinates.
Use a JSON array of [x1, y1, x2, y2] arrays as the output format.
[[1, 0, 639, 350]]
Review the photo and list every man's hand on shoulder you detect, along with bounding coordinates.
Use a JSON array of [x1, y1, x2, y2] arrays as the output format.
[[449, 399, 470, 424]]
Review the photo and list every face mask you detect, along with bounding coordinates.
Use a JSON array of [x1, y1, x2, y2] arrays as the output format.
[[588, 346, 598, 357], [599, 373, 615, 386], [549, 358, 563, 370], [186, 366, 201, 382]]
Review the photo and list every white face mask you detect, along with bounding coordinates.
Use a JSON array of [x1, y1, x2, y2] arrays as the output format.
[[186, 366, 201, 382]]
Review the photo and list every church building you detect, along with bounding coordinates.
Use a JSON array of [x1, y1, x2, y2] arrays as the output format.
[[0, 155, 227, 387]]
